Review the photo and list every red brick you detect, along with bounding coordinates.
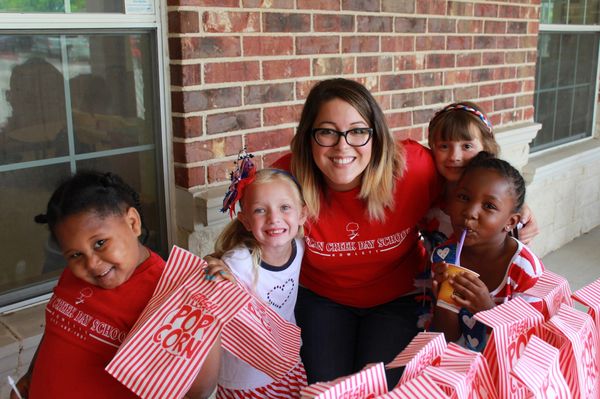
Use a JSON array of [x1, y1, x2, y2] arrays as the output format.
[[375, 93, 390, 109], [172, 116, 202, 139], [382, 0, 415, 13], [474, 36, 496, 50], [313, 57, 343, 76], [485, 21, 506, 34], [381, 36, 414, 52], [263, 104, 302, 126], [447, 35, 473, 50], [244, 82, 295, 105], [499, 5, 520, 18], [517, 65, 535, 79], [479, 83, 497, 98], [489, 113, 501, 127], [413, 108, 435, 124], [483, 52, 504, 65], [296, 36, 339, 55], [387, 111, 412, 128], [243, 36, 293, 56], [170, 64, 201, 86], [428, 18, 456, 33], [426, 53, 455, 69], [207, 161, 232, 184], [298, 0, 340, 10], [502, 81, 522, 95], [168, 0, 237, 5], [493, 66, 516, 80], [206, 110, 261, 135], [416, 36, 445, 51], [528, 21, 539, 35], [171, 87, 242, 113], [314, 14, 354, 32], [393, 127, 425, 142], [470, 68, 493, 83], [168, 11, 199, 34], [448, 1, 472, 16], [396, 54, 421, 71], [493, 97, 515, 111], [243, 0, 294, 8], [523, 107, 534, 120], [261, 150, 291, 168], [357, 56, 393, 74], [342, 0, 379, 12], [516, 94, 533, 108], [380, 74, 414, 91], [444, 70, 470, 85], [453, 85, 478, 100], [263, 59, 310, 80], [457, 53, 481, 67], [357, 15, 393, 32], [474, 3, 498, 17], [395, 17, 426, 33], [521, 5, 539, 19], [296, 80, 321, 100], [173, 136, 242, 163], [416, 72, 443, 87], [263, 12, 310, 32], [342, 57, 355, 74], [457, 20, 483, 34], [342, 36, 379, 53], [174, 166, 205, 188], [204, 61, 260, 84], [246, 128, 294, 152], [424, 89, 452, 105], [416, 0, 446, 15], [169, 37, 241, 60], [508, 21, 528, 34], [391, 91, 422, 109], [522, 79, 535, 92], [202, 11, 260, 33], [498, 36, 519, 49]]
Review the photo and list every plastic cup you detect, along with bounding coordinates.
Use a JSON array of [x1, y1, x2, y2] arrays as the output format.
[[436, 263, 480, 313]]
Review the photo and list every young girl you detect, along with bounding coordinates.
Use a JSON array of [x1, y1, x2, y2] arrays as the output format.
[[431, 152, 544, 351], [207, 160, 308, 398], [11, 171, 219, 399]]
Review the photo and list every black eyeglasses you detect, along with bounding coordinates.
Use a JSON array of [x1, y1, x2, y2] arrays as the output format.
[[311, 128, 373, 147]]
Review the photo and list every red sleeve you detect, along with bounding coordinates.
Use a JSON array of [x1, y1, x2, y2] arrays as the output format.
[[271, 153, 292, 171]]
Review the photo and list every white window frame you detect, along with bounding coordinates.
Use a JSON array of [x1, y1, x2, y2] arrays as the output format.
[[0, 4, 175, 313]]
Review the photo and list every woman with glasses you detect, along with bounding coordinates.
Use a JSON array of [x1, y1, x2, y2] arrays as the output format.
[[272, 78, 440, 388]]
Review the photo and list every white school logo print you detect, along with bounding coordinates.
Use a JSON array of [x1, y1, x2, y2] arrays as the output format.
[[75, 287, 93, 304], [346, 222, 359, 240]]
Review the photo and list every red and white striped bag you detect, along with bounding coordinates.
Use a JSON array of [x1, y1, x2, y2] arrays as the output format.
[[300, 363, 388, 399], [524, 270, 573, 320], [474, 297, 544, 399], [510, 335, 572, 398], [386, 332, 446, 386], [377, 374, 449, 399], [573, 278, 600, 339], [107, 246, 302, 399], [422, 343, 497, 399], [542, 303, 599, 398]]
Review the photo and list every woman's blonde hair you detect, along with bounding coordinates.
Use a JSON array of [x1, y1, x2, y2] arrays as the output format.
[[213, 169, 306, 287], [428, 101, 500, 156], [290, 78, 404, 222]]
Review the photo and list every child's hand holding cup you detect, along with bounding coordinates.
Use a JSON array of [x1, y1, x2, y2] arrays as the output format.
[[434, 262, 480, 313]]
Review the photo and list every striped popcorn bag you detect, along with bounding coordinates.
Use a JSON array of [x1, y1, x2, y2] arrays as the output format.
[[524, 270, 573, 320], [377, 374, 449, 399], [510, 335, 572, 398], [300, 363, 388, 399], [386, 331, 446, 386], [420, 343, 497, 399], [542, 303, 599, 398], [474, 297, 544, 399], [106, 246, 249, 399], [572, 278, 600, 339]]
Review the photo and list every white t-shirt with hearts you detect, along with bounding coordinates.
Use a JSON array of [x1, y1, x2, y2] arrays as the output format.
[[218, 238, 304, 390]]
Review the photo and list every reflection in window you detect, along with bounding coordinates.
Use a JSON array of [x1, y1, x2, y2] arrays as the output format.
[[541, 0, 600, 24], [0, 0, 124, 13], [0, 32, 165, 306], [533, 32, 599, 150]]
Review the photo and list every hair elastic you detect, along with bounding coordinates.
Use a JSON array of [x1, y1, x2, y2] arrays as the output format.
[[221, 148, 257, 218], [436, 104, 493, 133]]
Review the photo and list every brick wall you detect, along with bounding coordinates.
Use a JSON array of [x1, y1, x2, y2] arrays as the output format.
[[167, 0, 540, 192]]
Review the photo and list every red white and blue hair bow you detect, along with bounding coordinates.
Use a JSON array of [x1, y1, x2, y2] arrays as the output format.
[[221, 148, 256, 217]]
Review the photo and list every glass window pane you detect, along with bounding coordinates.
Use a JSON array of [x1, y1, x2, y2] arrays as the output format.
[[0, 0, 123, 13], [558, 34, 577, 86], [0, 30, 165, 306], [568, 0, 586, 24], [534, 90, 557, 148], [576, 33, 598, 85], [586, 0, 600, 23], [572, 85, 595, 136], [541, 0, 569, 24], [537, 34, 560, 90]]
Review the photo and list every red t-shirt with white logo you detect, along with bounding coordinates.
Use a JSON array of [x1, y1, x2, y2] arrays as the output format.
[[274, 140, 440, 308], [29, 250, 164, 398]]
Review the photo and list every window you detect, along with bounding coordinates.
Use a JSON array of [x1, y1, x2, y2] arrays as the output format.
[[533, 0, 600, 151], [0, 3, 168, 308]]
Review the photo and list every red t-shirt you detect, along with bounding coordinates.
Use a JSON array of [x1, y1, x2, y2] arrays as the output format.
[[29, 250, 165, 399], [274, 140, 440, 307]]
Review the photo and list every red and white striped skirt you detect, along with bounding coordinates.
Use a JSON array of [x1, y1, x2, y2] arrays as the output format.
[[216, 362, 307, 399]]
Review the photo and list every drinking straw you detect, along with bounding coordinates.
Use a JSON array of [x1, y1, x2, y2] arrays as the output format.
[[455, 228, 467, 266], [8, 376, 23, 399]]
